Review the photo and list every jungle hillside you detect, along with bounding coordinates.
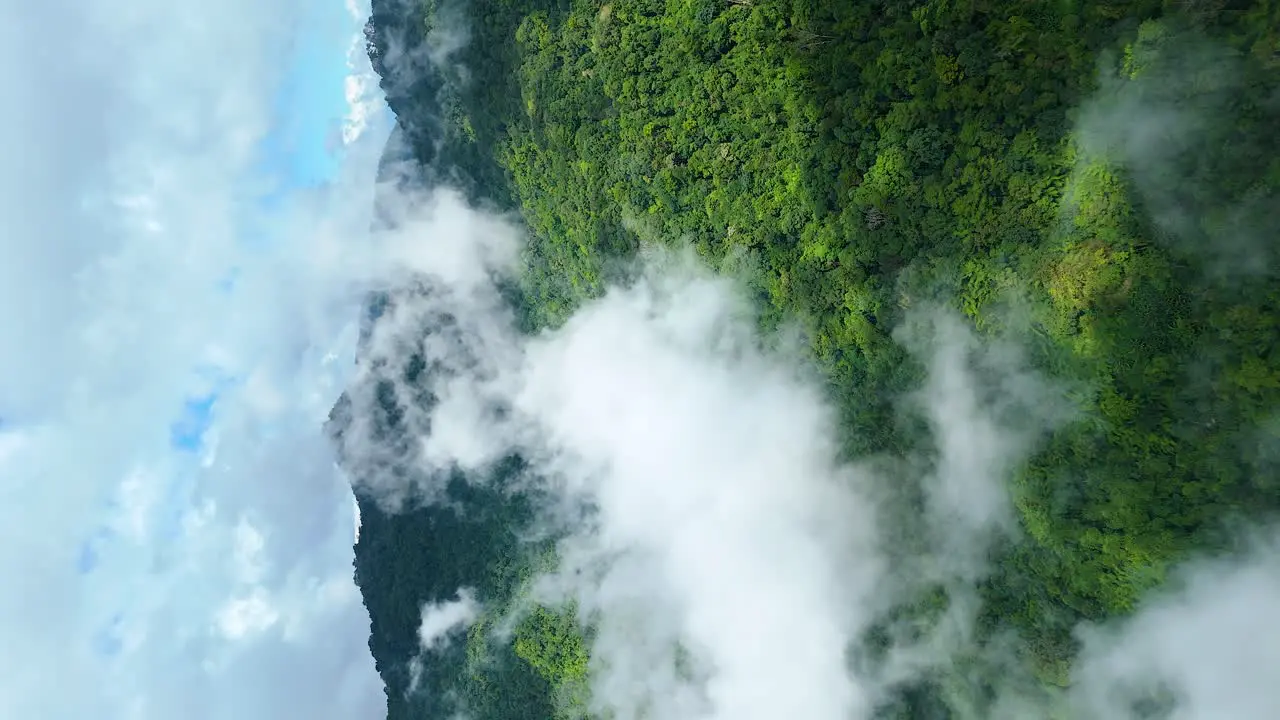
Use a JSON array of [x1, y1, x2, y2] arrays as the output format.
[[334, 0, 1280, 718]]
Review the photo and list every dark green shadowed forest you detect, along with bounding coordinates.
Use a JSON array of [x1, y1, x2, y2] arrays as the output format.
[[335, 0, 1280, 717]]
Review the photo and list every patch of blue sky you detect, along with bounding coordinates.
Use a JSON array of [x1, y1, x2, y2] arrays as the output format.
[[253, 0, 363, 210], [169, 395, 217, 452]]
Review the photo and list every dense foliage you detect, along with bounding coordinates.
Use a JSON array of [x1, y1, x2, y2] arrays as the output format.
[[343, 0, 1280, 716]]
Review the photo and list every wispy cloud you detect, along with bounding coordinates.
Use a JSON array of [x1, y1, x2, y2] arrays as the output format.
[[1072, 532, 1280, 719], [418, 589, 481, 649], [342, 0, 386, 146]]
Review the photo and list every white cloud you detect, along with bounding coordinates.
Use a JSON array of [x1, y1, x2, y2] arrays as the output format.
[[344, 69, 383, 145], [353, 493, 363, 544], [341, 0, 385, 146], [510, 268, 882, 720], [1072, 534, 1280, 720], [407, 590, 481, 697], [343, 38, 384, 145], [418, 589, 482, 649], [216, 589, 281, 641]]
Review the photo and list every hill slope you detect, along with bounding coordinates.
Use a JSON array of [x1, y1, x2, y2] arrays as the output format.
[[335, 0, 1280, 717]]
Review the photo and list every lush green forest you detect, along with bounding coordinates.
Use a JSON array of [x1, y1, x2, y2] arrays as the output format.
[[340, 0, 1280, 717]]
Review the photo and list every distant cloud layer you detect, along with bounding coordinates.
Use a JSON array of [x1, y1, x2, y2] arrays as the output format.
[[343, 0, 385, 146], [0, 0, 388, 717]]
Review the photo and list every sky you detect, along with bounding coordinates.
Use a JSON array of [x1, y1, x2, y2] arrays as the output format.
[[82, 0, 387, 571], [168, 0, 386, 500], [0, 0, 391, 716]]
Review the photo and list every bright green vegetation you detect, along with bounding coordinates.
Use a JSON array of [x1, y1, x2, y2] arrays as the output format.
[[348, 0, 1280, 716], [513, 607, 589, 687], [513, 605, 592, 717]]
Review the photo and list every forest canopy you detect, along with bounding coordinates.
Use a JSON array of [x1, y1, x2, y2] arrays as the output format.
[[339, 0, 1280, 717]]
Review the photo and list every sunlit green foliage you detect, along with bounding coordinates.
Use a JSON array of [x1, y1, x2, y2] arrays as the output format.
[[514, 605, 593, 717]]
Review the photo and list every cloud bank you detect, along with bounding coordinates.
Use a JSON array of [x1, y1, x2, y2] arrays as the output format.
[[0, 0, 397, 717], [1070, 532, 1280, 719], [343, 0, 387, 148]]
